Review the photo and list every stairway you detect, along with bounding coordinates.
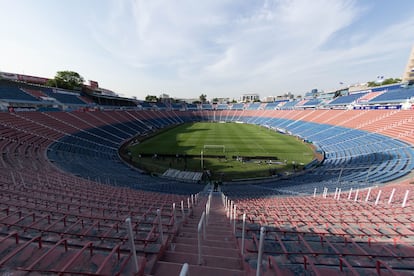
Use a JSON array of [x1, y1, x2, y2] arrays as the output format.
[[151, 192, 245, 276]]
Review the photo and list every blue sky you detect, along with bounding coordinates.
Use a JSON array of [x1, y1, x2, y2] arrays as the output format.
[[1, 0, 414, 100]]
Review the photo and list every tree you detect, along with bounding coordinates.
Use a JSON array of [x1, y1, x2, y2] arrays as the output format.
[[145, 95, 158, 102], [46, 71, 84, 90], [199, 94, 207, 103], [382, 78, 401, 85], [367, 81, 378, 87], [212, 98, 219, 103], [367, 77, 401, 87]]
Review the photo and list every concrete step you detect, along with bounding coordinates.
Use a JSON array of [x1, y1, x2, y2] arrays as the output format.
[[173, 236, 236, 248], [177, 231, 237, 241], [161, 251, 243, 270], [171, 243, 239, 256], [152, 260, 244, 276], [183, 219, 231, 227], [152, 194, 246, 275], [180, 225, 234, 236], [206, 223, 233, 229], [186, 213, 228, 219]]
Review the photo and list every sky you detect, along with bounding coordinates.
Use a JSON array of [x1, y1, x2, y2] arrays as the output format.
[[1, 0, 414, 101]]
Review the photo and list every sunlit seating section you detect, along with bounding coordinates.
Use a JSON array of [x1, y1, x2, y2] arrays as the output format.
[[279, 100, 298, 110], [300, 98, 321, 107], [230, 103, 244, 110], [356, 90, 386, 103], [327, 92, 367, 106], [229, 183, 414, 275], [1, 107, 414, 275], [246, 103, 261, 110], [368, 87, 414, 104], [201, 104, 213, 110], [216, 104, 228, 110]]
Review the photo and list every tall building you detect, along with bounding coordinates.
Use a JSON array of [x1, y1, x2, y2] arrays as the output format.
[[402, 45, 414, 84], [241, 93, 259, 102]]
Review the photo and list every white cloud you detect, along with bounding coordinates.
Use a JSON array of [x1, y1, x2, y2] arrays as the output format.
[[199, 0, 363, 87], [14, 0, 410, 99], [91, 0, 235, 69]]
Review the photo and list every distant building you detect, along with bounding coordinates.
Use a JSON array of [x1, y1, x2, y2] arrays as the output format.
[[176, 98, 199, 104], [262, 96, 276, 102], [213, 97, 230, 104], [159, 93, 170, 99], [304, 89, 319, 99], [348, 83, 369, 93], [262, 92, 295, 102], [241, 93, 259, 102], [159, 93, 172, 104], [318, 90, 336, 101], [402, 45, 414, 84]]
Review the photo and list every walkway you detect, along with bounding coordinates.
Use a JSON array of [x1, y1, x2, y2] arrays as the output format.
[[151, 191, 245, 275]]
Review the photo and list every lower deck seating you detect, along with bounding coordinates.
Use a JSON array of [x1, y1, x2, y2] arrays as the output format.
[[1, 109, 414, 275], [228, 182, 414, 275]]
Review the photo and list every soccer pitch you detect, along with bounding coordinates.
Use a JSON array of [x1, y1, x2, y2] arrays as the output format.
[[127, 122, 315, 180]]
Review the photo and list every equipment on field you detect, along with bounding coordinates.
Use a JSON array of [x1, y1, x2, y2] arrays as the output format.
[[203, 144, 225, 153]]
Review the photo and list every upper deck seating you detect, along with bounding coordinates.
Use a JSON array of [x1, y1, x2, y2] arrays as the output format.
[[368, 87, 414, 104], [328, 92, 367, 105]]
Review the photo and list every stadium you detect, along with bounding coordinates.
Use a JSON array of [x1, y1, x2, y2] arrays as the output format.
[[1, 64, 414, 275], [1, 34, 414, 275]]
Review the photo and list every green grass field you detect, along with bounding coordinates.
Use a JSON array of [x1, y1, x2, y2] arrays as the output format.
[[127, 122, 315, 181]]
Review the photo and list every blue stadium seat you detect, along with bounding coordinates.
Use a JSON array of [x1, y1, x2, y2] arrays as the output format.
[[231, 103, 244, 110], [368, 87, 414, 104], [246, 103, 261, 110], [280, 100, 298, 109], [0, 81, 40, 102], [328, 93, 367, 105], [42, 89, 87, 105]]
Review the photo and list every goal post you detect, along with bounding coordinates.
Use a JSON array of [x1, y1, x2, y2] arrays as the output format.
[[203, 144, 226, 153]]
